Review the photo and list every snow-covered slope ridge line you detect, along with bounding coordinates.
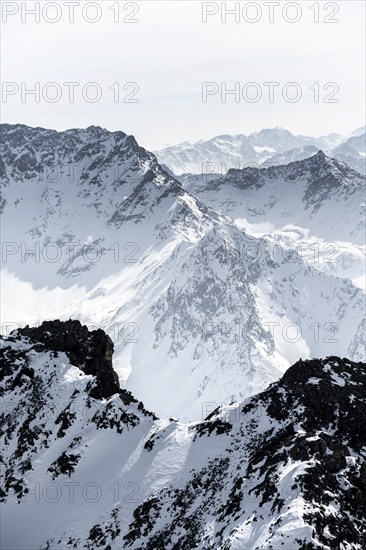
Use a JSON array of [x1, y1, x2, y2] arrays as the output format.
[[1, 321, 365, 549]]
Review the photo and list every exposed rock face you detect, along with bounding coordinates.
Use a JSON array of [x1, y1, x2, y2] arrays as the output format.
[[18, 319, 119, 399], [235, 357, 366, 550], [121, 357, 366, 550]]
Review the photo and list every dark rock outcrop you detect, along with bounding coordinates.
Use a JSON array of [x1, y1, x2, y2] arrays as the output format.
[[18, 319, 119, 399]]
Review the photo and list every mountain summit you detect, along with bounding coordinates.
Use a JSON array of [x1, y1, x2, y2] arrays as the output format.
[[188, 151, 366, 244]]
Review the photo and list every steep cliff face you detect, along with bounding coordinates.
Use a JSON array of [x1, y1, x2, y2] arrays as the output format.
[[1, 323, 365, 550]]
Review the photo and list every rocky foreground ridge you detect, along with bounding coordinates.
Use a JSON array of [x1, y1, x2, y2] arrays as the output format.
[[0, 321, 365, 549]]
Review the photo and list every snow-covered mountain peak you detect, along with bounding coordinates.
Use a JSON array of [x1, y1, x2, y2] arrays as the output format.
[[1, 124, 365, 423], [249, 126, 296, 145], [189, 150, 365, 244], [0, 123, 165, 191], [1, 123, 199, 287], [155, 126, 364, 175]]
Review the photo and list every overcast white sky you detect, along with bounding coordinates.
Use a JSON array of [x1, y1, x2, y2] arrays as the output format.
[[1, 1, 365, 149]]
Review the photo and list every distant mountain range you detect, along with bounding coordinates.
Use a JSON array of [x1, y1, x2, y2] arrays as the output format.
[[1, 124, 365, 422], [155, 127, 366, 175]]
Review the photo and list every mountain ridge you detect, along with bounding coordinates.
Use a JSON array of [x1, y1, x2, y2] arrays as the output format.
[[1, 321, 365, 549], [155, 126, 365, 175], [1, 124, 365, 422]]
